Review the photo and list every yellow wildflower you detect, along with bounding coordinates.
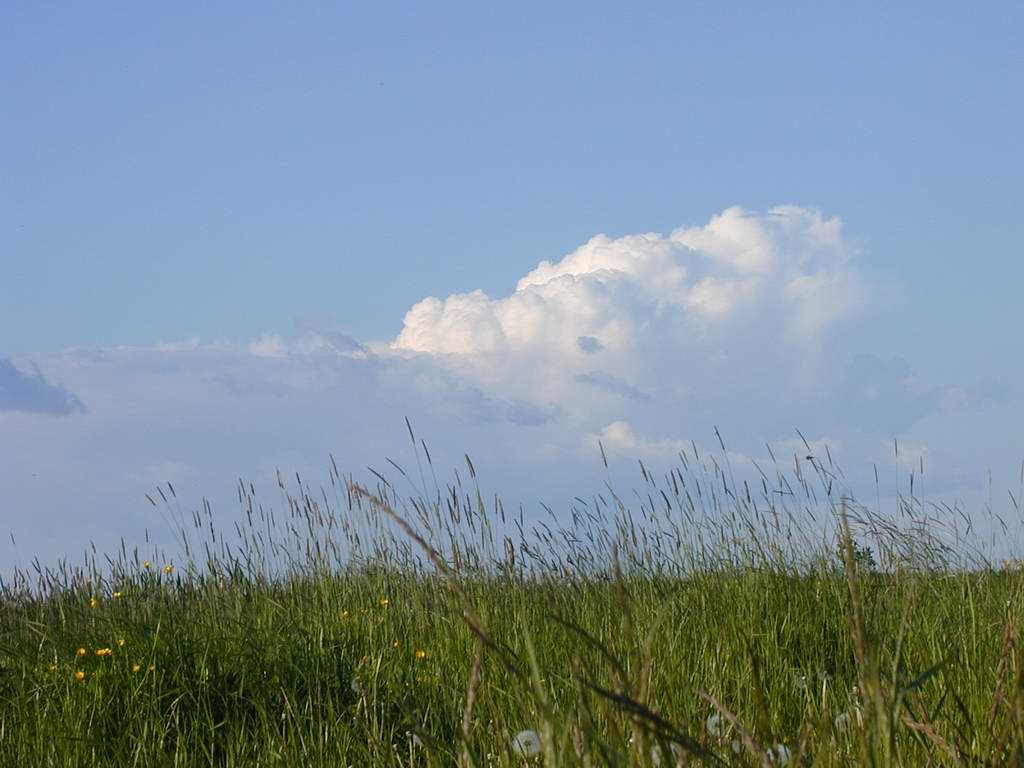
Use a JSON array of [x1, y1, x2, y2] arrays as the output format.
[[415, 649, 427, 660], [112, 591, 123, 599], [89, 597, 98, 609], [117, 638, 126, 647], [340, 610, 350, 620], [147, 664, 155, 672], [143, 561, 151, 570], [163, 564, 174, 574], [378, 596, 389, 607], [131, 663, 141, 674], [74, 670, 86, 682], [76, 647, 87, 658], [95, 647, 113, 657], [393, 640, 399, 648]]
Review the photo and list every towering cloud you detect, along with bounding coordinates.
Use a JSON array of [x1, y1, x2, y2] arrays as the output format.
[[396, 206, 859, 352], [391, 205, 863, 413]]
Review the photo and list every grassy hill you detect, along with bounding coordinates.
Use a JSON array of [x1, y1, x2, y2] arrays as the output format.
[[2, 451, 1022, 766]]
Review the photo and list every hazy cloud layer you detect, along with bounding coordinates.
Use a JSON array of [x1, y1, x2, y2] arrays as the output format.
[[1, 206, 1015, 569]]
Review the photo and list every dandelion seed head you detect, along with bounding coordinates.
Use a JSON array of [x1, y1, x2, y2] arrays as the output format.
[[706, 712, 723, 737], [768, 744, 791, 765], [649, 743, 683, 766], [405, 731, 424, 748], [511, 729, 541, 758]]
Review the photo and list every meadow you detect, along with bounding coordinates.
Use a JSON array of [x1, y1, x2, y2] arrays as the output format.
[[1, 436, 1022, 766]]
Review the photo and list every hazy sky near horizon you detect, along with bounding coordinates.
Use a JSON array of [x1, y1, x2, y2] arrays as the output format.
[[2, 2, 1022, 568]]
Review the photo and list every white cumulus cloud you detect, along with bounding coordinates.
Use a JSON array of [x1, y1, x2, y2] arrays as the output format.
[[396, 205, 858, 352], [391, 206, 863, 408]]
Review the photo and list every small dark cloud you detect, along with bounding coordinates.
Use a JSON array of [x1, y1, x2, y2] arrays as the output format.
[[436, 383, 556, 427], [507, 400, 557, 427], [576, 336, 604, 354], [319, 331, 370, 356], [576, 370, 649, 402], [0, 358, 86, 415]]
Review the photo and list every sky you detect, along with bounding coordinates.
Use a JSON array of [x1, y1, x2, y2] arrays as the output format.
[[2, 2, 1022, 571]]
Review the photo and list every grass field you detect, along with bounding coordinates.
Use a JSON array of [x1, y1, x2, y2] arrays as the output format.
[[2, 440, 1022, 766]]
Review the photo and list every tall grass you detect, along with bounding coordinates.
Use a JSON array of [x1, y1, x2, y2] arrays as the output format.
[[1, 433, 1022, 766]]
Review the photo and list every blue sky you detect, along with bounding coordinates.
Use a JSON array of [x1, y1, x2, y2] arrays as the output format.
[[2, 2, 1022, 568]]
